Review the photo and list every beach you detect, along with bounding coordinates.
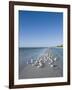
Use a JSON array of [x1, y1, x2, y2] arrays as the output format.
[[19, 47, 63, 79]]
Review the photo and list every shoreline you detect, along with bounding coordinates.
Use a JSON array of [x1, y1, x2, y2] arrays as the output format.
[[19, 47, 63, 79]]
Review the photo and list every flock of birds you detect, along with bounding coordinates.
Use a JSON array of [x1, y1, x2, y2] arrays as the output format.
[[27, 49, 57, 68]]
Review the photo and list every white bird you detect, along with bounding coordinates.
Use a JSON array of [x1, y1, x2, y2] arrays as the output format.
[[31, 58, 33, 64], [37, 62, 43, 68], [54, 57, 57, 61], [33, 60, 39, 66], [27, 61, 28, 64], [50, 64, 53, 67]]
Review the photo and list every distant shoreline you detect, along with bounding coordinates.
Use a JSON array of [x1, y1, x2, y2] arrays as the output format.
[[55, 46, 63, 48], [19, 47, 63, 49]]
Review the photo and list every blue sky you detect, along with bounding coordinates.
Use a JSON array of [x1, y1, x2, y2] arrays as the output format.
[[19, 10, 63, 47]]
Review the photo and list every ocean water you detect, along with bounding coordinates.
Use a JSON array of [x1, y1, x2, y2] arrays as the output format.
[[19, 47, 63, 73]]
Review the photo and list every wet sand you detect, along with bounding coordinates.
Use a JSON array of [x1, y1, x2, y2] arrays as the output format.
[[19, 58, 63, 79]]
